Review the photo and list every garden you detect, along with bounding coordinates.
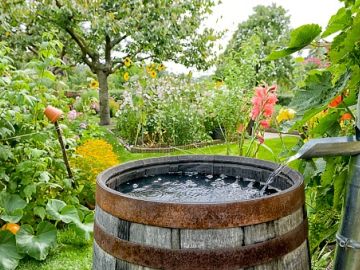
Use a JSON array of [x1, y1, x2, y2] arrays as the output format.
[[0, 0, 359, 269]]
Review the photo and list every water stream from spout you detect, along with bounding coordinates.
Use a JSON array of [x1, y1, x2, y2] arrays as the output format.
[[260, 152, 302, 195]]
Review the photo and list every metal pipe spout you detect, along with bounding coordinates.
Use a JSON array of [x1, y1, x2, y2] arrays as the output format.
[[297, 135, 360, 270], [297, 136, 360, 159]]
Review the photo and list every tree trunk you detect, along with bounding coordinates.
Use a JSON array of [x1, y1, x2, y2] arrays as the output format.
[[97, 70, 111, 126]]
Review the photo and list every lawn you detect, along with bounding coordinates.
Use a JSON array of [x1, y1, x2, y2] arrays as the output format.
[[18, 133, 300, 270]]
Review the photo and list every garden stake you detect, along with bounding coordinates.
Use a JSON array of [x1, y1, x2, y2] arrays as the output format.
[[54, 121, 73, 180], [44, 106, 75, 187]]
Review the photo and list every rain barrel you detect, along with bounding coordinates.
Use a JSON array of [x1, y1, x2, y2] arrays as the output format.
[[93, 155, 310, 270]]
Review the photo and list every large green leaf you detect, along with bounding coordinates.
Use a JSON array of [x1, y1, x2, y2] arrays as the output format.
[[16, 222, 57, 261], [310, 112, 341, 137], [46, 199, 79, 224], [322, 7, 353, 38], [290, 70, 350, 118], [0, 230, 23, 270], [288, 24, 322, 48], [0, 193, 27, 223], [45, 199, 93, 240], [266, 24, 322, 60], [69, 212, 94, 241]]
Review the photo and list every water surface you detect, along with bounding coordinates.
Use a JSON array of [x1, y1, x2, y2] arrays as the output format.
[[117, 172, 278, 203]]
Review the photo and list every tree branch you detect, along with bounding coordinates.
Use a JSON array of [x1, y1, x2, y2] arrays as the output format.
[[105, 34, 111, 65], [111, 35, 127, 48], [55, 0, 97, 69]]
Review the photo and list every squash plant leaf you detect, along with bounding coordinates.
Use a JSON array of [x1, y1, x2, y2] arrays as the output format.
[[46, 199, 80, 224], [16, 222, 57, 261], [0, 230, 23, 270], [0, 192, 27, 223]]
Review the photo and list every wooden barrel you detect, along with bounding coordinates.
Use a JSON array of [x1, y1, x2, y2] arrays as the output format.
[[93, 155, 310, 270]]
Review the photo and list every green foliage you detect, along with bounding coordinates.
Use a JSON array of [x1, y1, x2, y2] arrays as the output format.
[[116, 74, 212, 146], [268, 1, 360, 265], [266, 24, 322, 60], [217, 4, 293, 88], [0, 193, 27, 223], [16, 222, 57, 261], [0, 41, 94, 268], [0, 231, 23, 270], [1, 0, 221, 125]]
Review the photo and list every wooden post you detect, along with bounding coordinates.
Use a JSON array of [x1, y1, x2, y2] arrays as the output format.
[[54, 121, 74, 184]]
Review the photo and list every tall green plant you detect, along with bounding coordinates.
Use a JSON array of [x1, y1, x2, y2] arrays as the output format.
[[267, 0, 360, 265], [0, 41, 93, 269]]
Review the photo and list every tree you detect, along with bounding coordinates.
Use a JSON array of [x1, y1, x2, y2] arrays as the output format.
[[216, 4, 293, 88], [1, 0, 219, 125]]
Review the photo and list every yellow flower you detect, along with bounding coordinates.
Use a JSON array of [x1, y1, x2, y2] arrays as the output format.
[[124, 57, 132, 67], [157, 63, 166, 71], [123, 72, 129, 81], [276, 108, 296, 123], [215, 81, 223, 88], [71, 139, 119, 183], [89, 79, 99, 89], [146, 65, 152, 73], [149, 70, 157, 78]]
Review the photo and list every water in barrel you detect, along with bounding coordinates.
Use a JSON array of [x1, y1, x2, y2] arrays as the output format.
[[117, 172, 279, 203]]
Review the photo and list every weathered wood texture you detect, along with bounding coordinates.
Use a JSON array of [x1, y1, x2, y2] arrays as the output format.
[[94, 206, 309, 270]]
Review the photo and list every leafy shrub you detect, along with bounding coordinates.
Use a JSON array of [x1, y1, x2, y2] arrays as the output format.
[[0, 41, 93, 269], [116, 74, 211, 146]]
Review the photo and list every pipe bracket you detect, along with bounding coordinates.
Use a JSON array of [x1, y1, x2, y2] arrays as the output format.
[[336, 233, 360, 250]]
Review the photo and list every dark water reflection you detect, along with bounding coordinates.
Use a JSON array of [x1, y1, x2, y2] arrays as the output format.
[[117, 172, 277, 203]]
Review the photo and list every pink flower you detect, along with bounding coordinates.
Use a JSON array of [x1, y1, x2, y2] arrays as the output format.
[[250, 85, 278, 120], [255, 87, 267, 98], [267, 93, 278, 104], [251, 106, 261, 120], [67, 110, 77, 120], [260, 120, 270, 129], [263, 104, 275, 117]]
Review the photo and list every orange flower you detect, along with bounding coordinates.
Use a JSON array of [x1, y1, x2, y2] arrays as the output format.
[[329, 96, 342, 108], [340, 113, 352, 122]]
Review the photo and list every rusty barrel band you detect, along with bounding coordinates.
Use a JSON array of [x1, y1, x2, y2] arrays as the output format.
[[94, 219, 308, 270], [96, 181, 304, 229]]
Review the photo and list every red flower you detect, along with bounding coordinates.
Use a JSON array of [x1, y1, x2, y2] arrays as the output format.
[[329, 96, 342, 108], [260, 120, 270, 129], [340, 113, 352, 122]]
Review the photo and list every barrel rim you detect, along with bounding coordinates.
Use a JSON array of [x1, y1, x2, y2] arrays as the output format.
[[98, 155, 303, 203], [95, 155, 304, 228]]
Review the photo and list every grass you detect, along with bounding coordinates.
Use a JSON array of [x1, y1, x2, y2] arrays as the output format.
[[18, 131, 300, 270]]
